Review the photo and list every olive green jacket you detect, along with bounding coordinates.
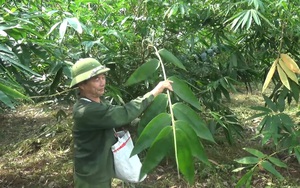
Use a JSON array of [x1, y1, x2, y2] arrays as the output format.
[[72, 92, 154, 188]]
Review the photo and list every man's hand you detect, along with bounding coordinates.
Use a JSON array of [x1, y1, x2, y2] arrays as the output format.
[[150, 80, 173, 97]]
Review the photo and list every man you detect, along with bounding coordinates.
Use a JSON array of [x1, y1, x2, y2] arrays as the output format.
[[70, 58, 173, 187]]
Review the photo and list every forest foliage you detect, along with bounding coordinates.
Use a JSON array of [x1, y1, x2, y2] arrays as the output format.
[[1, 0, 300, 187]]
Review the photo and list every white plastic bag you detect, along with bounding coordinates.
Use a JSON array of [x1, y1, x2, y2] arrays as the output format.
[[111, 130, 146, 183]]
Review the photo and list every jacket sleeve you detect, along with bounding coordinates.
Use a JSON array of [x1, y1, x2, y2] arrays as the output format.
[[73, 92, 154, 130]]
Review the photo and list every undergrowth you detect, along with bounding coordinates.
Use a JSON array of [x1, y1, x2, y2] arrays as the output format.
[[0, 90, 300, 188]]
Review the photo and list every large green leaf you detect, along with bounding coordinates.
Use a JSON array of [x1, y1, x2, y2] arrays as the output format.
[[261, 161, 284, 180], [168, 76, 201, 110], [267, 156, 287, 168], [138, 93, 168, 134], [175, 120, 210, 165], [140, 126, 173, 179], [125, 58, 160, 86], [132, 113, 171, 156], [235, 170, 253, 188], [243, 148, 266, 158], [0, 83, 29, 100], [66, 17, 83, 34], [175, 127, 194, 184], [235, 156, 259, 164], [172, 103, 215, 143], [0, 91, 14, 109], [157, 49, 186, 71], [59, 19, 68, 43], [50, 66, 63, 94]]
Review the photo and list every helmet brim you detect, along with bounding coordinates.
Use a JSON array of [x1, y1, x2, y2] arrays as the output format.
[[70, 67, 110, 88]]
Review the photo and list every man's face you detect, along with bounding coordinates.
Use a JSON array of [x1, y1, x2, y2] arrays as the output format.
[[79, 74, 107, 97]]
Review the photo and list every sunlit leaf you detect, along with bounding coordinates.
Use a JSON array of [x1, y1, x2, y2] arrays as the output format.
[[132, 113, 171, 156], [168, 76, 201, 110], [278, 59, 298, 84], [125, 58, 160, 86], [277, 64, 291, 90], [243, 148, 266, 158], [59, 19, 68, 43], [67, 17, 82, 34], [280, 53, 300, 74], [235, 156, 259, 164], [262, 58, 277, 93]]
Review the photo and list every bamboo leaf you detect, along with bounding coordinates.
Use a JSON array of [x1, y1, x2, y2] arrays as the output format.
[[158, 49, 186, 71], [261, 161, 284, 179], [0, 90, 14, 109], [280, 53, 300, 74], [235, 170, 253, 188], [168, 76, 201, 110], [138, 93, 168, 134], [262, 58, 278, 93], [241, 10, 251, 29], [278, 59, 299, 84], [175, 120, 210, 165], [235, 156, 260, 164], [59, 19, 68, 43], [176, 127, 195, 184], [267, 156, 287, 168], [277, 64, 291, 90], [140, 126, 173, 179], [67, 17, 83, 34], [132, 113, 171, 156], [0, 83, 28, 99], [243, 148, 266, 158], [125, 58, 160, 86], [249, 106, 272, 113], [172, 103, 215, 143]]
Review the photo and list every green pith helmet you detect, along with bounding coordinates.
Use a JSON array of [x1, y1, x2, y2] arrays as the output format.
[[70, 58, 110, 88]]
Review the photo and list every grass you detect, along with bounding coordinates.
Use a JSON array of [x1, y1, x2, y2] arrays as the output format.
[[0, 89, 300, 188]]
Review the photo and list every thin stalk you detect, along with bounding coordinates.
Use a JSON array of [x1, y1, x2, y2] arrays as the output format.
[[152, 45, 180, 179]]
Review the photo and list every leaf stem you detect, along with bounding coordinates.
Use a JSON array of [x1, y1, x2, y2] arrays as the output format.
[[152, 45, 180, 179]]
